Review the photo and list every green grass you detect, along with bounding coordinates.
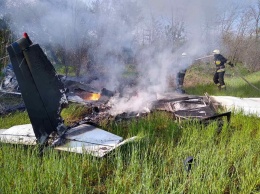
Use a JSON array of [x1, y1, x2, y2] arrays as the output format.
[[0, 112, 260, 193], [0, 103, 91, 129], [54, 64, 77, 76], [0, 111, 30, 129], [61, 103, 92, 126], [185, 64, 260, 97], [0, 66, 260, 193]]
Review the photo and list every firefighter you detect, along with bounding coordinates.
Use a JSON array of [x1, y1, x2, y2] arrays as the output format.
[[212, 49, 234, 90], [176, 52, 190, 94]]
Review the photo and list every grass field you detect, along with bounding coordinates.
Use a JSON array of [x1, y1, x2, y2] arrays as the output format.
[[0, 64, 260, 193], [185, 63, 260, 97]]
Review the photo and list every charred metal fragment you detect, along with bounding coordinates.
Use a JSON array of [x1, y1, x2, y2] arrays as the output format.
[[114, 111, 148, 122], [0, 63, 20, 92], [0, 103, 25, 115], [200, 111, 231, 123], [0, 92, 24, 115], [62, 79, 97, 93], [199, 111, 231, 134], [184, 156, 194, 172], [152, 95, 231, 125], [7, 33, 68, 145]]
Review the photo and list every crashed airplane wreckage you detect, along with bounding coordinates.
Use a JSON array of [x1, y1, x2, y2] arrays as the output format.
[[0, 33, 137, 157], [0, 33, 247, 157]]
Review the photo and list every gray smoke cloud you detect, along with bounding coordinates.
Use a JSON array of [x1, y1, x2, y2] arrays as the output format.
[[0, 0, 254, 113]]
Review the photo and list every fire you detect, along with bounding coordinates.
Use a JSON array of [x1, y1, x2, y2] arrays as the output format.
[[74, 90, 101, 101], [83, 92, 101, 101]]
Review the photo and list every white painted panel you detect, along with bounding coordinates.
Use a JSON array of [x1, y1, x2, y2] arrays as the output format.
[[211, 96, 260, 117], [0, 124, 36, 145], [0, 124, 135, 157]]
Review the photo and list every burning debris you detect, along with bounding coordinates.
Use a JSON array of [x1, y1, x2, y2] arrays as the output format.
[[153, 95, 226, 121], [0, 64, 114, 108], [0, 33, 137, 157], [0, 33, 238, 157], [77, 92, 101, 101], [0, 63, 20, 93], [0, 92, 25, 115]]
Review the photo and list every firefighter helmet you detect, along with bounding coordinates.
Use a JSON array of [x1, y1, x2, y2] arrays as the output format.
[[213, 49, 220, 54]]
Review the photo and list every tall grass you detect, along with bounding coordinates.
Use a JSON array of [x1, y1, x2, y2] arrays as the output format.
[[0, 111, 30, 129], [185, 64, 260, 97], [1, 111, 260, 193], [1, 67, 260, 193]]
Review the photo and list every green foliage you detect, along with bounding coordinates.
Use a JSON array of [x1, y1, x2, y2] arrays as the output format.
[[0, 67, 3, 80], [0, 66, 260, 193], [54, 64, 76, 76], [61, 103, 92, 126], [0, 112, 260, 193], [0, 111, 30, 129], [185, 64, 260, 97]]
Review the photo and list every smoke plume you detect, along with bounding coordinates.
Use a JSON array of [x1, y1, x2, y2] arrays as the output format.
[[0, 0, 250, 113]]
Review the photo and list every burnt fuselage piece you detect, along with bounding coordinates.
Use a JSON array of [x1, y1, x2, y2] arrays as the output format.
[[7, 33, 67, 145]]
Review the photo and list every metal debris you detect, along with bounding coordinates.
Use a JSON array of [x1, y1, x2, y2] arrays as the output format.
[[152, 95, 230, 123], [0, 33, 239, 158], [0, 92, 25, 115], [7, 33, 68, 145], [184, 156, 194, 172], [210, 96, 260, 117], [0, 33, 137, 157], [0, 123, 137, 157], [0, 63, 19, 93]]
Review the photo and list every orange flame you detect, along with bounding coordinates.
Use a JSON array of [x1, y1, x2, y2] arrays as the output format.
[[83, 93, 101, 101]]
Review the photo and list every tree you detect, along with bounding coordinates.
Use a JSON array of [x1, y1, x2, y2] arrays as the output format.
[[0, 16, 13, 68], [219, 2, 260, 71], [248, 0, 260, 41]]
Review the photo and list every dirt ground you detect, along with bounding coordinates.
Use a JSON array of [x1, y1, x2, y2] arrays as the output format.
[[183, 63, 214, 87]]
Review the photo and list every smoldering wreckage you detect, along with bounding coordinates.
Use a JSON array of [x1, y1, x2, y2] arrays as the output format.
[[0, 34, 260, 161]]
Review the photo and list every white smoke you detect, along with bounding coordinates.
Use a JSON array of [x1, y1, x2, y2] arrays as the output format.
[[0, 0, 253, 114]]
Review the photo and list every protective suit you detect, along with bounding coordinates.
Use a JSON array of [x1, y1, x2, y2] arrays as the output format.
[[176, 52, 190, 93], [213, 50, 233, 90]]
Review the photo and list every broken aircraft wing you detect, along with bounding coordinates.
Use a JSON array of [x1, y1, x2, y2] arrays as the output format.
[[0, 124, 136, 157], [1, 33, 135, 157], [210, 96, 260, 117]]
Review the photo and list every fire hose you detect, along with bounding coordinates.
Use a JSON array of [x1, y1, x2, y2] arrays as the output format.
[[194, 55, 260, 92], [194, 55, 214, 61], [231, 66, 260, 92]]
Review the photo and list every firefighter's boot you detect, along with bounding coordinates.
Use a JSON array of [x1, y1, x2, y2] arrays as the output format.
[[217, 84, 221, 90], [221, 85, 226, 90]]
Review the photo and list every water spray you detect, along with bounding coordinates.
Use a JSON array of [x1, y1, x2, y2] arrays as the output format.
[[194, 55, 214, 61]]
